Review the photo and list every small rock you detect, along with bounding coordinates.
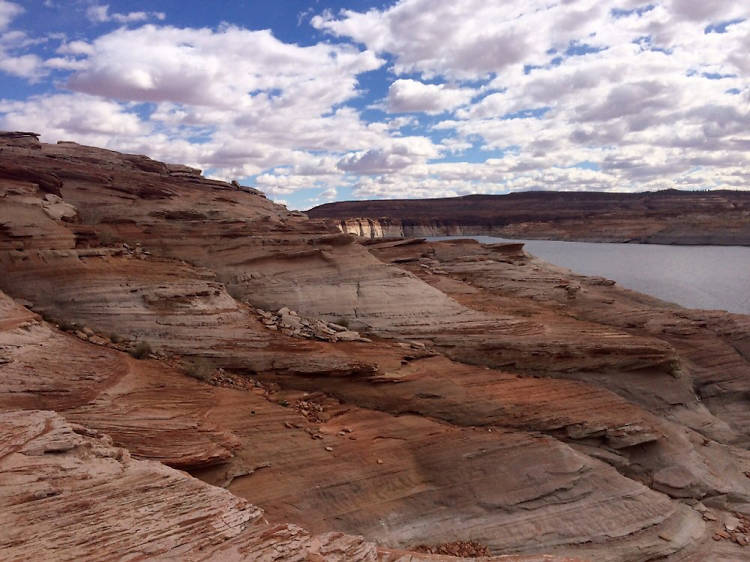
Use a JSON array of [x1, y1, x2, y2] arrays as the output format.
[[324, 446, 333, 452], [377, 459, 383, 464], [336, 330, 362, 342], [725, 515, 740, 532]]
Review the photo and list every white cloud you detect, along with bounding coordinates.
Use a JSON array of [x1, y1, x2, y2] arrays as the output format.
[[321, 187, 338, 200], [312, 0, 750, 198], [0, 0, 21, 30], [57, 40, 95, 56], [0, 52, 43, 79], [337, 136, 441, 174], [0, 93, 148, 145], [66, 25, 382, 109], [314, 0, 750, 80], [313, 1, 581, 79], [387, 79, 474, 114], [86, 4, 165, 24], [0, 7, 45, 80]]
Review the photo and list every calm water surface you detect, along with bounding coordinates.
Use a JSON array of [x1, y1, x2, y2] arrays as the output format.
[[429, 236, 750, 315]]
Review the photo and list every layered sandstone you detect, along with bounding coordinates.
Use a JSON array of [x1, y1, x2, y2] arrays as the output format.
[[2, 132, 750, 560], [4, 410, 589, 561], [307, 191, 750, 245]]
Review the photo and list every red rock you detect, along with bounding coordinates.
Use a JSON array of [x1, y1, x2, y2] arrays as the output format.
[[2, 133, 750, 560]]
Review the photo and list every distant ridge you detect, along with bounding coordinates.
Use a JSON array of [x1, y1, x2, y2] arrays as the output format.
[[307, 189, 750, 244]]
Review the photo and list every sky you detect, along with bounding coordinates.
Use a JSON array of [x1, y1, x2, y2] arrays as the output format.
[[0, 1, 748, 210]]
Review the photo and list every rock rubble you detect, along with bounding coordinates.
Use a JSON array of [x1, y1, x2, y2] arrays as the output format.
[[254, 306, 373, 342]]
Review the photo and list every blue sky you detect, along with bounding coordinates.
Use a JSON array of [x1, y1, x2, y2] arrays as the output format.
[[0, 1, 748, 209]]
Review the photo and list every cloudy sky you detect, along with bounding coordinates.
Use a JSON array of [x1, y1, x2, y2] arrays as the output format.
[[0, 0, 748, 209]]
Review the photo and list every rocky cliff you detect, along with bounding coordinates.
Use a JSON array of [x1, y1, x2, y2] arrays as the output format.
[[307, 191, 750, 244], [2, 132, 750, 560]]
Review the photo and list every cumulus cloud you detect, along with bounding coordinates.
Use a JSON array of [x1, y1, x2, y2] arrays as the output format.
[[387, 79, 474, 114], [313, 1, 586, 79], [0, 52, 43, 79], [0, 4, 45, 80], [312, 0, 750, 197], [337, 136, 441, 174], [66, 25, 382, 109], [315, 1, 749, 79], [0, 93, 148, 145]]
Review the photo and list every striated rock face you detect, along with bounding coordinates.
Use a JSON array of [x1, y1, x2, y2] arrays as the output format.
[[2, 132, 750, 560], [307, 191, 750, 245], [0, 289, 240, 469], [5, 410, 576, 562]]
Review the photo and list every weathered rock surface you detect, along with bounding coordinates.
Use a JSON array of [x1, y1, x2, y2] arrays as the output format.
[[2, 132, 750, 560], [4, 410, 585, 562], [0, 289, 240, 469], [197, 391, 707, 561], [307, 191, 750, 245]]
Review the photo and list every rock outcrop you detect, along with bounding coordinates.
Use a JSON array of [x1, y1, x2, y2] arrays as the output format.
[[5, 410, 590, 561], [2, 132, 750, 560], [307, 191, 750, 245]]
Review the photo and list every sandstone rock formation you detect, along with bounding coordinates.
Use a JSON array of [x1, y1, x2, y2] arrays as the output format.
[[2, 132, 750, 560], [307, 191, 750, 245], [5, 410, 590, 561]]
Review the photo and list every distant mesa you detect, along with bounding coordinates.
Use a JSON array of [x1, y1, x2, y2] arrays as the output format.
[[307, 189, 750, 245]]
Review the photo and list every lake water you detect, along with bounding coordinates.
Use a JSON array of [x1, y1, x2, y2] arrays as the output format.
[[429, 236, 750, 315]]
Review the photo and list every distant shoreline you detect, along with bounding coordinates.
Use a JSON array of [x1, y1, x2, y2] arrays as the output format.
[[307, 190, 750, 246]]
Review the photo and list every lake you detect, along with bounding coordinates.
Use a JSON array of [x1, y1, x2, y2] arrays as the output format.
[[429, 236, 750, 315]]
